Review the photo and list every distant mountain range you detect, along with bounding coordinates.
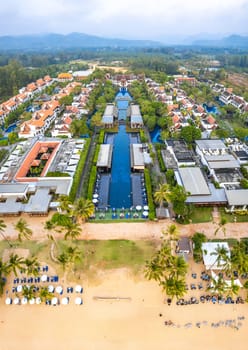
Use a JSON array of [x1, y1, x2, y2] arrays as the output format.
[[0, 32, 161, 51], [0, 32, 247, 51], [192, 35, 248, 48]]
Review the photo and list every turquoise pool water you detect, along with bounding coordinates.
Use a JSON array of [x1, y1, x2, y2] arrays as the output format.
[[108, 124, 131, 208]]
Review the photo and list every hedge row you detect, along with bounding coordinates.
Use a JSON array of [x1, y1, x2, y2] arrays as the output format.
[[87, 165, 97, 200], [140, 129, 148, 143], [144, 168, 156, 220], [69, 138, 90, 202], [98, 130, 105, 144], [156, 148, 166, 172], [93, 144, 100, 165]]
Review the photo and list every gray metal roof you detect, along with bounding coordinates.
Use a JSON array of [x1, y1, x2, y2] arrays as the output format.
[[131, 144, 144, 168], [178, 167, 210, 195], [102, 115, 113, 124], [37, 178, 72, 195], [0, 197, 23, 214], [205, 154, 240, 169], [130, 105, 141, 116], [24, 188, 52, 213], [131, 115, 143, 124], [97, 144, 113, 168], [186, 183, 227, 204], [225, 189, 248, 206], [195, 139, 226, 150], [103, 104, 115, 116], [0, 183, 29, 196]]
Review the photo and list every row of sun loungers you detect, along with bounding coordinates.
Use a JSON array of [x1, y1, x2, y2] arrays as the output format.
[[5, 296, 83, 305]]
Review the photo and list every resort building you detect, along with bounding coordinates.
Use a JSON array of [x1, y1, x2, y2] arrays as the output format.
[[101, 104, 117, 128], [96, 144, 113, 172], [0, 137, 86, 215], [129, 105, 144, 129]]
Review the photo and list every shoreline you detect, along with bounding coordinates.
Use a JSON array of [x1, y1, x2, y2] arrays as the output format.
[[0, 268, 247, 350]]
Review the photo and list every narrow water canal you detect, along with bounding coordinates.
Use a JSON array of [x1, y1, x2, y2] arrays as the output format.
[[108, 124, 131, 208], [108, 91, 132, 208]]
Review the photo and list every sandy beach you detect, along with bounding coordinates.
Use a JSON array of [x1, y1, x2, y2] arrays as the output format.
[[2, 214, 248, 241], [0, 268, 247, 350], [1, 217, 248, 349]]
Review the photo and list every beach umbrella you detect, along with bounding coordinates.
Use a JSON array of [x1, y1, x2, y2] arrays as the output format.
[[21, 297, 28, 305], [5, 297, 12, 305], [136, 205, 142, 211], [17, 285, 22, 293], [75, 285, 83, 293], [61, 297, 69, 305], [55, 286, 63, 294], [29, 298, 35, 305], [143, 211, 149, 217], [93, 194, 99, 198], [51, 297, 58, 306], [13, 297, 20, 305], [143, 205, 149, 211], [36, 297, 41, 305], [92, 198, 98, 204], [75, 297, 82, 305], [48, 285, 54, 293], [41, 275, 48, 282]]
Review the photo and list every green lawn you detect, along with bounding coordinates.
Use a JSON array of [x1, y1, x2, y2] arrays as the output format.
[[220, 208, 248, 223], [0, 239, 157, 273], [189, 206, 213, 223]]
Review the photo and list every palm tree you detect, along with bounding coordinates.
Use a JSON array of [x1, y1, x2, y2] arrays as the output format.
[[0, 219, 12, 247], [226, 278, 240, 297], [73, 197, 95, 223], [8, 253, 25, 276], [144, 257, 163, 282], [39, 287, 53, 302], [154, 183, 171, 210], [14, 218, 33, 242], [23, 257, 39, 276], [58, 195, 73, 215], [207, 275, 227, 295], [161, 277, 187, 300], [168, 256, 188, 279], [22, 285, 36, 301], [64, 221, 81, 240], [163, 224, 180, 241], [231, 241, 248, 276], [0, 258, 10, 296], [214, 217, 227, 236], [210, 244, 231, 271]]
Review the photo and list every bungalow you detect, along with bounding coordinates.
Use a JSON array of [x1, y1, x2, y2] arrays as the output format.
[[201, 114, 218, 131], [219, 90, 232, 105]]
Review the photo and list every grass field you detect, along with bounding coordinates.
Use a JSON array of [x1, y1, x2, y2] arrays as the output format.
[[0, 239, 158, 277], [220, 208, 248, 223], [190, 206, 213, 223]]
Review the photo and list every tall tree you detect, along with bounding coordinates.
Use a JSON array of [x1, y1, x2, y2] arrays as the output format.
[[8, 253, 25, 276], [73, 197, 95, 223], [14, 218, 33, 242], [154, 183, 171, 209], [0, 219, 12, 247]]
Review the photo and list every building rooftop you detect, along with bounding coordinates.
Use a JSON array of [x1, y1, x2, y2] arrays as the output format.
[[178, 167, 210, 196], [130, 105, 141, 116], [202, 242, 230, 270], [97, 144, 113, 169], [225, 189, 248, 206], [130, 144, 144, 169], [195, 139, 226, 150]]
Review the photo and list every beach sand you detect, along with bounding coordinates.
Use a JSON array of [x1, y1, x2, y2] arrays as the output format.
[[1, 217, 248, 349], [0, 268, 247, 350]]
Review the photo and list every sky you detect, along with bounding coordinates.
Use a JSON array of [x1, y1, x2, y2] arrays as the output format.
[[1, 0, 248, 42]]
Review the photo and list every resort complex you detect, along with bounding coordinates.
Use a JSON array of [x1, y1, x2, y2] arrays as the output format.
[[0, 59, 248, 350]]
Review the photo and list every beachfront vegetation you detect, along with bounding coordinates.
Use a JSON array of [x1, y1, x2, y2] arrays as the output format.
[[14, 218, 33, 242], [145, 229, 188, 300]]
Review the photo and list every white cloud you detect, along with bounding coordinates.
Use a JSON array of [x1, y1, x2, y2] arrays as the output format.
[[0, 0, 247, 38]]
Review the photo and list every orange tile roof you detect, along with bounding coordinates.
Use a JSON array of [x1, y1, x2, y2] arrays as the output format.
[[207, 115, 216, 124]]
